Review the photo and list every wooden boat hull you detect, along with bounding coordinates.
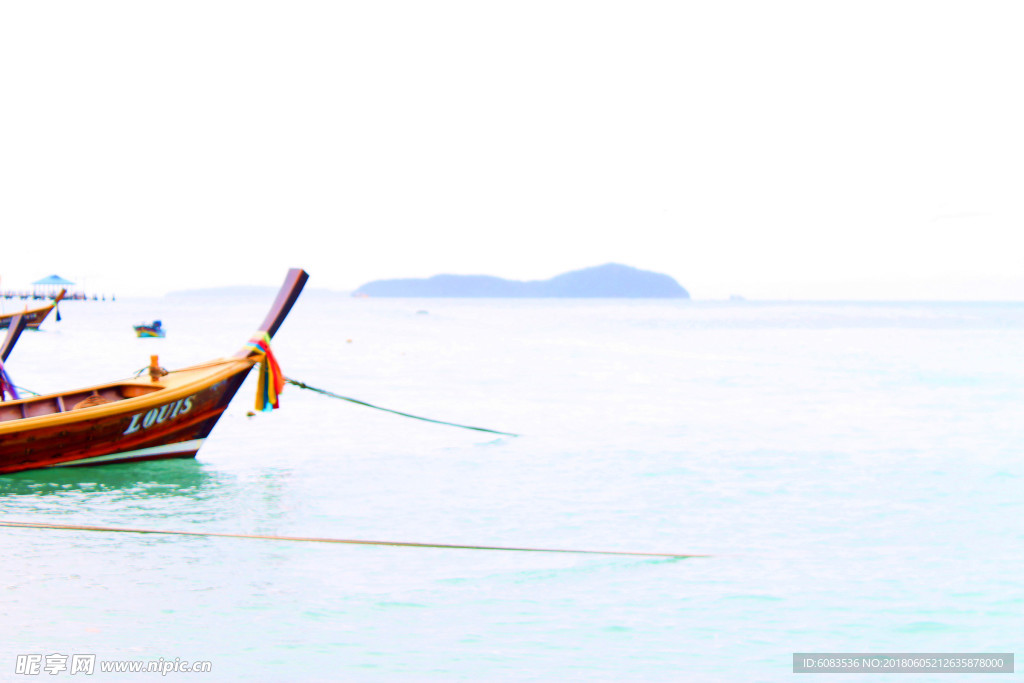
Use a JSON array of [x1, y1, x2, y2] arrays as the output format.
[[0, 359, 253, 474], [0, 271, 307, 474], [0, 289, 66, 330], [0, 306, 56, 330]]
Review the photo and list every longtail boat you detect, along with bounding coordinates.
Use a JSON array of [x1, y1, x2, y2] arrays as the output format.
[[0, 269, 308, 474], [0, 289, 66, 330], [133, 320, 166, 338]]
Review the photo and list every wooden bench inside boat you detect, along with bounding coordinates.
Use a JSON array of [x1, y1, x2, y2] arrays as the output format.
[[0, 383, 164, 422]]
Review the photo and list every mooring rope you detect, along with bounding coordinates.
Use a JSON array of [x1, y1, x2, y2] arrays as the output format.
[[7, 374, 516, 437], [0, 520, 705, 559], [285, 378, 519, 437]]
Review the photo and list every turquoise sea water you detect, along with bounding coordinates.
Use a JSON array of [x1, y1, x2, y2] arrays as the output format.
[[1, 293, 1021, 681]]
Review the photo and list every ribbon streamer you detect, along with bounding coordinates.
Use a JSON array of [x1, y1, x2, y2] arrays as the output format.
[[246, 333, 285, 412]]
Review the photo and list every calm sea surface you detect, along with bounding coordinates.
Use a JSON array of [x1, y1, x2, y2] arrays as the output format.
[[1, 293, 1021, 681]]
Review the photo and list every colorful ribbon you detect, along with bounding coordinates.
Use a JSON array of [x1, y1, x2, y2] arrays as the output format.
[[246, 333, 284, 411], [0, 359, 18, 401]]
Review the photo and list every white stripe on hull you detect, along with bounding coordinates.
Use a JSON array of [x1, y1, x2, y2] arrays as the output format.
[[49, 439, 207, 468]]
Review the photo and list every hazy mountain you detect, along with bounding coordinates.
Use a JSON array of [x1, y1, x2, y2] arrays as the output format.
[[352, 263, 689, 298]]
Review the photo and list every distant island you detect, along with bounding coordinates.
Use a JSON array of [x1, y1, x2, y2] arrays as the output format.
[[352, 263, 689, 298]]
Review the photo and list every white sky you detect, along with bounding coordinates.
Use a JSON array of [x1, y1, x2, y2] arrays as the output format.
[[2, 1, 1023, 299]]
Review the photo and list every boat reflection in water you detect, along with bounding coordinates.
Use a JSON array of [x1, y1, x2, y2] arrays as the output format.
[[0, 459, 223, 502], [0, 459, 299, 535]]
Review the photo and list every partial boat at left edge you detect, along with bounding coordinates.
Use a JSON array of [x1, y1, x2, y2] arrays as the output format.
[[0, 289, 66, 330], [0, 270, 308, 474]]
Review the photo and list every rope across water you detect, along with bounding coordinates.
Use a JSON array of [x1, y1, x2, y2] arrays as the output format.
[[0, 520, 705, 559]]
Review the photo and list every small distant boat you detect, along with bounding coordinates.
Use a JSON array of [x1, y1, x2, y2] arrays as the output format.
[[0, 269, 308, 474], [0, 289, 66, 330], [134, 321, 165, 338]]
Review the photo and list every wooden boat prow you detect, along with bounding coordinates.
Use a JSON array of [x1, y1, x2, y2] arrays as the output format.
[[0, 270, 308, 474], [0, 314, 28, 363], [235, 268, 309, 355]]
